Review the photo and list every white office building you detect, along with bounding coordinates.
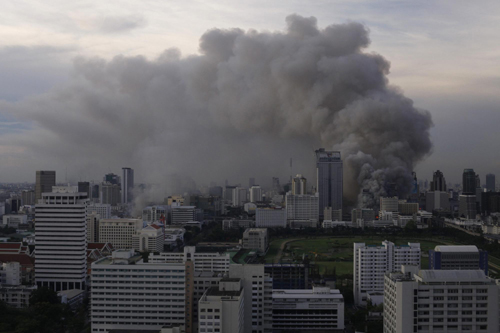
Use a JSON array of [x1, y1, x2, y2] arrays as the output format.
[[229, 264, 273, 333], [121, 167, 134, 204], [272, 286, 344, 332], [98, 218, 143, 249], [2, 215, 28, 228], [198, 278, 245, 333], [380, 197, 399, 219], [142, 205, 169, 224], [285, 192, 319, 222], [91, 249, 185, 333], [171, 206, 199, 224], [149, 246, 230, 273], [256, 209, 287, 228], [86, 212, 100, 243], [86, 202, 111, 219], [250, 186, 263, 203], [353, 241, 421, 305], [232, 187, 248, 207], [132, 224, 164, 252], [384, 266, 499, 333], [35, 186, 88, 291]]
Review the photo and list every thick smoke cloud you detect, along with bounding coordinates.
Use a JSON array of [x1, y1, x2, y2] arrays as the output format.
[[4, 14, 432, 208]]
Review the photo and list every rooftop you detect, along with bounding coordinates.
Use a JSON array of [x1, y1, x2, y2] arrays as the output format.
[[418, 270, 488, 282], [435, 245, 478, 253], [205, 286, 242, 297]]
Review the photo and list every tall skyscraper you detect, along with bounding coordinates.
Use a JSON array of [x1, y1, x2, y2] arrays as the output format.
[[35, 186, 88, 291], [78, 181, 90, 198], [462, 169, 476, 194], [121, 167, 134, 204], [315, 149, 343, 218], [291, 174, 307, 195], [249, 185, 263, 203], [103, 173, 120, 185], [430, 170, 447, 191], [35, 170, 56, 202], [486, 173, 496, 192]]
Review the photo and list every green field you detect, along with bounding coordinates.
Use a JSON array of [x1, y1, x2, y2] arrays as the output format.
[[265, 236, 455, 276]]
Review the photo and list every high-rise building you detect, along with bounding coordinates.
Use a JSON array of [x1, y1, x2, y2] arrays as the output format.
[[35, 186, 87, 291], [21, 190, 35, 206], [249, 185, 263, 203], [486, 174, 496, 192], [100, 182, 121, 206], [425, 191, 450, 212], [77, 181, 90, 199], [430, 170, 447, 191], [351, 208, 375, 223], [272, 177, 280, 193], [35, 171, 56, 203], [291, 174, 307, 195], [121, 167, 134, 204], [232, 187, 248, 207], [353, 241, 421, 305], [98, 218, 143, 249], [103, 173, 120, 185], [315, 149, 342, 217], [462, 169, 476, 194], [285, 192, 319, 222], [429, 245, 488, 275], [255, 208, 287, 228], [384, 266, 499, 333], [459, 194, 476, 219]]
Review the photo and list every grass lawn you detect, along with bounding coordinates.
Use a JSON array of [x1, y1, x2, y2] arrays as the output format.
[[315, 261, 353, 275]]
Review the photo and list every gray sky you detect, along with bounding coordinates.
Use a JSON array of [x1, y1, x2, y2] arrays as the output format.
[[1, 0, 499, 187]]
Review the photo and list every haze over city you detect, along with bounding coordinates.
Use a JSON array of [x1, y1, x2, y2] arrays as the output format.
[[1, 1, 500, 190]]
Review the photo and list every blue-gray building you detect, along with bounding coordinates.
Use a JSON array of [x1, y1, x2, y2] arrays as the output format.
[[429, 245, 488, 275]]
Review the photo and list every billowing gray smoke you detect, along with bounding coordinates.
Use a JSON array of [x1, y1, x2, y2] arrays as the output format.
[[4, 14, 432, 208]]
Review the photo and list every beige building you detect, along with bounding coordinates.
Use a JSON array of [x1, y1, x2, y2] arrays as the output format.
[[398, 201, 419, 215], [242, 228, 268, 253], [98, 218, 142, 249]]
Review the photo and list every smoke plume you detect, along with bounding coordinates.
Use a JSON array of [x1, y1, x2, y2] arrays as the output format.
[[3, 14, 432, 208]]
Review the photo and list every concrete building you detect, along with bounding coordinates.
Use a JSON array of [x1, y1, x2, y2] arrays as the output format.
[[353, 241, 421, 305], [149, 246, 230, 273], [229, 264, 273, 333], [250, 185, 263, 203], [0, 262, 21, 285], [463, 168, 477, 194], [285, 192, 319, 223], [459, 194, 477, 219], [143, 205, 169, 224], [121, 167, 134, 204], [132, 224, 164, 252], [164, 227, 185, 249], [198, 278, 245, 333], [222, 219, 255, 231], [384, 266, 499, 333], [265, 263, 310, 290], [2, 214, 27, 228], [272, 286, 344, 332], [87, 202, 111, 219], [380, 197, 399, 218], [21, 190, 35, 206], [430, 170, 447, 192], [100, 182, 121, 206], [35, 170, 56, 202], [98, 218, 143, 249], [35, 186, 87, 291], [351, 208, 375, 223], [429, 245, 488, 275], [232, 187, 248, 207], [315, 149, 343, 218], [171, 206, 200, 224], [90, 249, 186, 332], [324, 207, 342, 221], [0, 285, 36, 308], [242, 228, 268, 253], [398, 201, 419, 215], [425, 191, 450, 212], [291, 174, 307, 195], [87, 212, 100, 243], [255, 208, 287, 228]]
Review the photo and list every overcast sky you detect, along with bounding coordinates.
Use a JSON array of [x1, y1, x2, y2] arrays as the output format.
[[1, 0, 499, 186]]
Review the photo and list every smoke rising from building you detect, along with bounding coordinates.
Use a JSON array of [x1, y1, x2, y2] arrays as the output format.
[[3, 14, 432, 208]]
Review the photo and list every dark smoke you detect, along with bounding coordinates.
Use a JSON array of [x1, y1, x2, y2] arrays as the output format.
[[4, 14, 432, 208]]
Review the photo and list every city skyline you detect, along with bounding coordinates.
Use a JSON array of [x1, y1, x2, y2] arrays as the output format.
[[0, 2, 499, 191]]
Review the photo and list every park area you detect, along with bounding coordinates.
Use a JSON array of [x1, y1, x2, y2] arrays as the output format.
[[264, 235, 500, 278]]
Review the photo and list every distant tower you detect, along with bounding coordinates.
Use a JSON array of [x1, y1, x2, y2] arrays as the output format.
[[462, 169, 476, 194], [35, 171, 56, 203], [486, 174, 496, 192], [315, 149, 343, 218], [121, 168, 134, 204], [430, 170, 447, 192], [104, 173, 120, 185], [291, 174, 307, 195], [78, 182, 90, 199], [249, 185, 263, 203]]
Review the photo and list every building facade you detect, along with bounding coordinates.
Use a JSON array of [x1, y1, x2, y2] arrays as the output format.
[[429, 245, 488, 275], [242, 228, 268, 253], [255, 209, 287, 228], [315, 149, 343, 217], [285, 192, 319, 223], [121, 167, 134, 204], [98, 218, 143, 249], [35, 170, 56, 202]]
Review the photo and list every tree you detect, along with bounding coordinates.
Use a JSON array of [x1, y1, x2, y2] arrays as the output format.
[[30, 287, 60, 305]]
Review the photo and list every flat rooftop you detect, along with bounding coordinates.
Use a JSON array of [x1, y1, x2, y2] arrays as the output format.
[[418, 270, 488, 282], [206, 286, 242, 297], [435, 245, 478, 253]]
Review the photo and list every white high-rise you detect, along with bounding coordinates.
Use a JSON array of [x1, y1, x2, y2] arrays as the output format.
[[353, 241, 420, 305], [35, 186, 88, 291], [250, 185, 263, 203], [285, 192, 319, 222], [315, 149, 342, 218], [121, 167, 134, 204]]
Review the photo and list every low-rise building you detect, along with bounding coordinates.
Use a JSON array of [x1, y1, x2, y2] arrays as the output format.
[[149, 246, 230, 273], [429, 245, 488, 275], [255, 208, 286, 228], [132, 224, 164, 252], [2, 214, 27, 228], [242, 228, 268, 253], [164, 227, 185, 249], [98, 218, 143, 249], [222, 219, 255, 231], [272, 286, 344, 332]]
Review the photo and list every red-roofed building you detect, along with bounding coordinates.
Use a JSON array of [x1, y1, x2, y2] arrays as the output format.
[[0, 243, 30, 255], [87, 243, 114, 255]]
